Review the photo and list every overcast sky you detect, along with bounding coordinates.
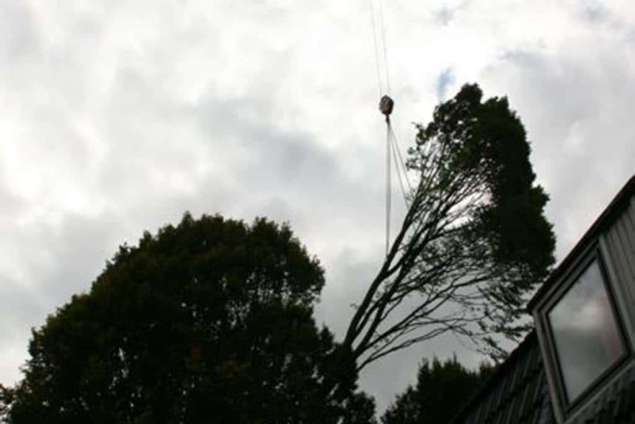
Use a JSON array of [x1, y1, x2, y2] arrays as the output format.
[[1, 0, 634, 414]]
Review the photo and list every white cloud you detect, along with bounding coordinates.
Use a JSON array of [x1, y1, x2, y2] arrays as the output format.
[[1, 0, 634, 415]]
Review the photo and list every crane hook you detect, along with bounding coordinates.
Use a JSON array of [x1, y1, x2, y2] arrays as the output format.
[[379, 95, 394, 122]]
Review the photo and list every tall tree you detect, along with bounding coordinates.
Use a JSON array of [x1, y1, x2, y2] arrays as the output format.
[[382, 357, 494, 424], [4, 214, 375, 424], [344, 84, 555, 369]]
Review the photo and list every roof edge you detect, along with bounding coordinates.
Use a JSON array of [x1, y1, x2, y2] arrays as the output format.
[[527, 174, 635, 310], [450, 330, 539, 424]]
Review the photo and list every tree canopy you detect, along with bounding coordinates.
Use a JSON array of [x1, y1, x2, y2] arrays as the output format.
[[4, 214, 375, 424], [3, 82, 556, 422], [382, 357, 494, 424], [343, 83, 556, 368]]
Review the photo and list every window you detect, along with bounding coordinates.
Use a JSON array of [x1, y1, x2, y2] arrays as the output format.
[[547, 258, 627, 404]]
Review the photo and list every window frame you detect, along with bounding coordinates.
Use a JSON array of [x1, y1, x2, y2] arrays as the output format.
[[539, 247, 631, 414]]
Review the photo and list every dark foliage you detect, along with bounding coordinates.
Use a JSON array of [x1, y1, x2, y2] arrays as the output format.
[[4, 214, 375, 424], [382, 357, 494, 424], [0, 384, 13, 422], [424, 84, 555, 279], [344, 83, 556, 367]]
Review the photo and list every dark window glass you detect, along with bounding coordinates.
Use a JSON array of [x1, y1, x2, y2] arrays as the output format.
[[548, 260, 625, 402]]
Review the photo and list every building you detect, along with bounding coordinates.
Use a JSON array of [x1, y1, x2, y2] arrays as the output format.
[[453, 175, 635, 424]]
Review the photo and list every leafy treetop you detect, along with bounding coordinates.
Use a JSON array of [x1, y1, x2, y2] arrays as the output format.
[[4, 214, 375, 424], [343, 83, 556, 367], [382, 356, 494, 424]]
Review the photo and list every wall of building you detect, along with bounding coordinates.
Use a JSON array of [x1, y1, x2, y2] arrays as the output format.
[[603, 196, 635, 330]]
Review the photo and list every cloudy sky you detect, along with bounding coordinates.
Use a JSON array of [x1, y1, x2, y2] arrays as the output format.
[[1, 0, 634, 413]]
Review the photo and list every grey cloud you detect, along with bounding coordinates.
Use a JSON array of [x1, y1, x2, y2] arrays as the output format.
[[0, 277, 39, 384], [4, 213, 125, 318], [189, 88, 387, 239], [316, 248, 381, 335], [0, 182, 26, 223], [483, 45, 635, 256], [37, 213, 126, 301], [0, 276, 42, 342], [577, 0, 610, 23], [433, 1, 470, 26], [0, 211, 125, 382], [3, 0, 635, 416], [0, 2, 39, 61], [435, 7, 456, 26]]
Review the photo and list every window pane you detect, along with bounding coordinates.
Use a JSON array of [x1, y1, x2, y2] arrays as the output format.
[[548, 260, 625, 402]]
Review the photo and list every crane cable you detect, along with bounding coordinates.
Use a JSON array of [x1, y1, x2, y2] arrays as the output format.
[[377, 0, 391, 94], [368, 0, 383, 97], [368, 0, 390, 96], [371, 0, 412, 255], [369, 0, 393, 256]]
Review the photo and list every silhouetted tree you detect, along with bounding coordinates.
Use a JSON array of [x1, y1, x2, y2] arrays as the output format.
[[382, 357, 494, 424], [344, 84, 555, 369], [4, 215, 375, 424], [0, 384, 12, 422]]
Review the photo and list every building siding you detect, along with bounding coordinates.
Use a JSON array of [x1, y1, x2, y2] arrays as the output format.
[[455, 177, 635, 424], [604, 196, 635, 328]]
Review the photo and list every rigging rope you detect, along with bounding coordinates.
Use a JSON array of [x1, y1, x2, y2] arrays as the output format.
[[379, 96, 394, 256], [390, 127, 409, 208], [386, 118, 391, 255], [370, 0, 396, 256], [390, 125, 412, 193]]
